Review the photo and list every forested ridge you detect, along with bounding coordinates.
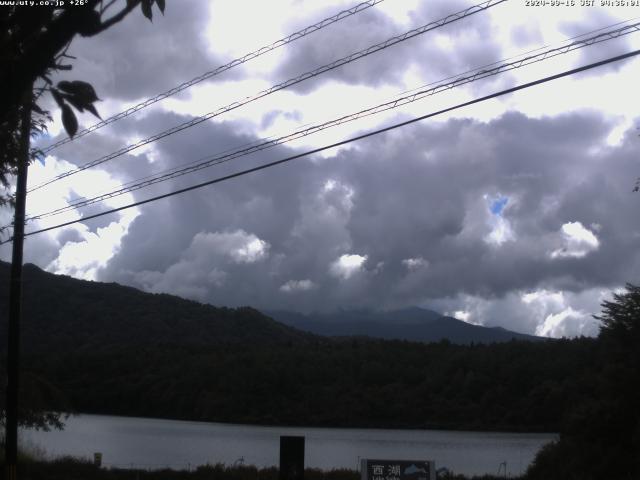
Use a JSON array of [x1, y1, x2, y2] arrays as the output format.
[[18, 337, 594, 432], [0, 262, 314, 353]]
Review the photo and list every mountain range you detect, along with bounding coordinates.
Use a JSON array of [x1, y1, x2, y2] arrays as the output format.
[[0, 261, 541, 351], [267, 308, 541, 344]]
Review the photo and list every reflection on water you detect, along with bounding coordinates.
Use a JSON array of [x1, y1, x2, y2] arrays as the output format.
[[22, 414, 556, 476]]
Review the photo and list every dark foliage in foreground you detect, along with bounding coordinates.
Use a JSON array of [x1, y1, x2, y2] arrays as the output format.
[[0, 457, 514, 480], [0, 1, 165, 210], [524, 284, 640, 480], [21, 336, 593, 432], [1, 458, 351, 480]]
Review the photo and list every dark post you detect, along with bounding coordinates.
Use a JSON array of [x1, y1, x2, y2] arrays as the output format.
[[4, 86, 32, 480], [279, 436, 305, 480]]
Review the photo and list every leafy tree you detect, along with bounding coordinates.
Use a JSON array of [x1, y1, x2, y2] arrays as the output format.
[[0, 0, 167, 428], [593, 284, 640, 475], [0, 370, 69, 432], [596, 283, 640, 343], [526, 284, 640, 480], [0, 0, 165, 209]]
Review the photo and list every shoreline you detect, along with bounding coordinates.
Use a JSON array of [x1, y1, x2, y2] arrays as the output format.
[[52, 411, 559, 436]]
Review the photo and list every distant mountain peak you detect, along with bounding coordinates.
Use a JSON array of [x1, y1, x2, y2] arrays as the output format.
[[266, 307, 543, 345]]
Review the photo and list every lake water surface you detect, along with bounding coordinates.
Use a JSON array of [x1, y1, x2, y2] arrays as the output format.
[[22, 414, 556, 477]]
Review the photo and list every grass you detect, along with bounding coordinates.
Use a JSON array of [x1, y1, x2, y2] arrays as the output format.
[[0, 457, 521, 480], [3, 458, 358, 480]]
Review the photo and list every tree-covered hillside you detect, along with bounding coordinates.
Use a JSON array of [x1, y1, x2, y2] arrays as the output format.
[[0, 262, 313, 354], [19, 337, 595, 433]]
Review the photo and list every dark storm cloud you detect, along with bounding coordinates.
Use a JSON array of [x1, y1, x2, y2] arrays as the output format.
[[10, 1, 639, 339], [51, 0, 228, 102], [559, 10, 635, 76], [261, 110, 303, 129], [0, 226, 60, 270], [95, 108, 640, 321], [272, 0, 505, 94], [56, 228, 84, 246], [510, 23, 543, 48], [72, 196, 123, 232], [43, 125, 151, 181], [409, 0, 505, 80], [274, 5, 405, 93], [38, 108, 198, 187]]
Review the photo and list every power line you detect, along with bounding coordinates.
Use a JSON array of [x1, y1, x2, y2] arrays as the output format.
[[39, 0, 387, 154], [25, 19, 640, 222], [32, 0, 504, 191], [4, 48, 637, 245], [389, 15, 640, 101], [28, 0, 507, 193], [24, 20, 640, 224]]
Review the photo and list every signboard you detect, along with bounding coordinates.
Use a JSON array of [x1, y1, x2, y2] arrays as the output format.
[[361, 459, 435, 480], [280, 436, 305, 480]]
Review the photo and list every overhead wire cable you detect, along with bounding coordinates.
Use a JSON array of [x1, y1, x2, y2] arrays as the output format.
[[114, 15, 640, 182], [25, 120, 320, 221], [28, 0, 507, 193], [23, 20, 640, 223], [3, 48, 637, 244], [21, 13, 637, 230], [64, 122, 318, 199], [40, 0, 388, 153], [25, 20, 640, 222], [388, 15, 640, 100]]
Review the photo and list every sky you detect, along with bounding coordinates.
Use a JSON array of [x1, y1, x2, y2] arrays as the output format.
[[2, 0, 640, 337]]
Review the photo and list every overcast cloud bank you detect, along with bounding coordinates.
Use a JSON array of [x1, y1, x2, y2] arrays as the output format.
[[2, 0, 640, 338]]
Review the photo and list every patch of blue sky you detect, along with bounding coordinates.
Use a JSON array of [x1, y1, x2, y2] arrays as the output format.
[[33, 132, 52, 165], [489, 195, 508, 216]]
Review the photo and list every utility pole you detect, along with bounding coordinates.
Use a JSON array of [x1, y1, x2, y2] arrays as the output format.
[[5, 84, 32, 480]]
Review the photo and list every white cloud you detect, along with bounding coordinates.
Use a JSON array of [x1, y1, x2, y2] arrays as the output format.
[[521, 289, 564, 306], [329, 253, 367, 280], [429, 287, 609, 338], [523, 289, 601, 337], [551, 221, 600, 258], [535, 307, 594, 338], [207, 268, 228, 287], [402, 257, 429, 270], [451, 310, 473, 323], [121, 230, 268, 303], [191, 230, 270, 264], [280, 279, 316, 293], [19, 156, 140, 280], [485, 216, 515, 246], [483, 193, 515, 246], [47, 220, 131, 280], [234, 237, 270, 263]]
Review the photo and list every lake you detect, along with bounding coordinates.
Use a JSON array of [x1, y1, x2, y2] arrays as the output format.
[[22, 414, 556, 477]]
